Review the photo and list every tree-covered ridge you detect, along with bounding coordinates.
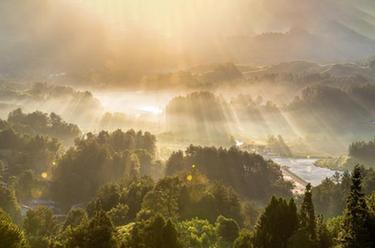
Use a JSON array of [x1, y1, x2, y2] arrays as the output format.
[[287, 85, 374, 136], [51, 129, 158, 208], [7, 109, 81, 143], [166, 145, 293, 202], [312, 166, 375, 217], [0, 83, 104, 130], [163, 85, 375, 154], [314, 136, 375, 171], [349, 138, 375, 167], [86, 174, 244, 225], [0, 127, 60, 178], [1, 124, 374, 248]]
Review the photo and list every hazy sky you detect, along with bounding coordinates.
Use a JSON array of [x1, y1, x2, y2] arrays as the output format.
[[73, 0, 375, 38], [1, 0, 375, 81]]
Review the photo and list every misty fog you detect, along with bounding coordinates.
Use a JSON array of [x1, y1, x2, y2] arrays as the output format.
[[2, 2, 375, 247]]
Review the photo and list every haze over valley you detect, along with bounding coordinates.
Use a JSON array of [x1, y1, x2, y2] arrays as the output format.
[[1, 1, 375, 248]]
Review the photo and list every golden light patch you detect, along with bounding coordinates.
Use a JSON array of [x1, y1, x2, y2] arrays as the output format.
[[41, 172, 48, 179], [186, 175, 193, 181], [192, 164, 196, 169]]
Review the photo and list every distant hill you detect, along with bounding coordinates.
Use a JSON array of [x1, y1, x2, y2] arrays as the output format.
[[244, 58, 375, 89], [223, 23, 375, 65]]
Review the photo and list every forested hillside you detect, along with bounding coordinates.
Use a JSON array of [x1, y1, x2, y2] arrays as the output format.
[[1, 112, 375, 247]]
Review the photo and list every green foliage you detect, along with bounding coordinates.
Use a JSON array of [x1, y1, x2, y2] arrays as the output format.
[[107, 204, 129, 226], [180, 179, 243, 224], [123, 177, 154, 220], [14, 170, 35, 202], [23, 207, 58, 248], [349, 138, 375, 166], [0, 209, 27, 248], [315, 215, 333, 248], [326, 215, 344, 246], [87, 183, 122, 215], [0, 184, 21, 222], [253, 197, 298, 248], [339, 165, 373, 248], [294, 184, 333, 248], [63, 208, 88, 229], [311, 166, 375, 217], [299, 183, 316, 239], [51, 130, 156, 208], [367, 192, 375, 213], [166, 145, 293, 203], [86, 177, 155, 224], [7, 108, 81, 143], [0, 128, 60, 178], [176, 218, 217, 248], [85, 209, 117, 248], [2, 117, 367, 248], [120, 214, 181, 248], [215, 215, 240, 247], [233, 230, 254, 248], [51, 138, 112, 207], [165, 151, 184, 176], [142, 177, 183, 219], [61, 224, 87, 248], [287, 229, 316, 248], [141, 175, 244, 224], [61, 207, 117, 248], [286, 183, 319, 248], [207, 183, 243, 224]]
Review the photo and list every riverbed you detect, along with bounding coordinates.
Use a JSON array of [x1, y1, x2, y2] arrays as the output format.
[[271, 157, 338, 186]]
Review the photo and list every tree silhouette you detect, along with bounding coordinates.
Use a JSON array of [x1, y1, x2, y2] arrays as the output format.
[[253, 197, 298, 248], [300, 183, 316, 239], [340, 165, 373, 248]]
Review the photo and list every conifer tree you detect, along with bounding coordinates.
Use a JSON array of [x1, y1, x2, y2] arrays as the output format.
[[340, 165, 373, 248], [253, 197, 298, 248], [300, 183, 316, 239], [163, 219, 181, 248]]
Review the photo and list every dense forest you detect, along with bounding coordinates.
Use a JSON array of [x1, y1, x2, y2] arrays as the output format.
[[1, 111, 375, 247]]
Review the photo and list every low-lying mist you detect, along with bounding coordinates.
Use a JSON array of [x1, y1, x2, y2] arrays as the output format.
[[2, 60, 375, 157]]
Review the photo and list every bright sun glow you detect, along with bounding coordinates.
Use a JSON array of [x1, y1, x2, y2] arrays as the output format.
[[138, 106, 162, 115]]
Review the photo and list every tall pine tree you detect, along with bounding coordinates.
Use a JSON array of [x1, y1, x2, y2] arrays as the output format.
[[300, 183, 316, 240], [253, 197, 298, 248], [340, 165, 373, 248]]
